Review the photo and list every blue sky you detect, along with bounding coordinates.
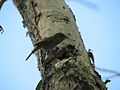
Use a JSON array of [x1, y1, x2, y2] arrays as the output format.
[[0, 0, 120, 90]]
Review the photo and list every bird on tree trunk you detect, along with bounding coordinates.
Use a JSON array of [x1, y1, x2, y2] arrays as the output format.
[[26, 33, 67, 61], [88, 48, 95, 67]]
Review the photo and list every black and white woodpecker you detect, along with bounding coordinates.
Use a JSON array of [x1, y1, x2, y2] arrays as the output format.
[[0, 0, 6, 10], [88, 48, 95, 66], [26, 33, 67, 61]]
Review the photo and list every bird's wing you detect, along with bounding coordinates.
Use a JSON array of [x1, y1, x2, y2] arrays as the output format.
[[33, 37, 51, 46]]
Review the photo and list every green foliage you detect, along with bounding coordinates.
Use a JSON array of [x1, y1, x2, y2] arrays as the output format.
[[104, 79, 111, 85]]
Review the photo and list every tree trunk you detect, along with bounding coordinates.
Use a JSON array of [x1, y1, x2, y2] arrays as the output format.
[[13, 0, 107, 90]]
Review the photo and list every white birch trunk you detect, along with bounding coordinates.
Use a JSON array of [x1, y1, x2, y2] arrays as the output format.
[[13, 0, 107, 90]]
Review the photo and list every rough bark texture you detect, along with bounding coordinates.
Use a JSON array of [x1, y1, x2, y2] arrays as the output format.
[[13, 0, 107, 90]]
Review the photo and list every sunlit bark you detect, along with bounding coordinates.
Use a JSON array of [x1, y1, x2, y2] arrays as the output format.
[[13, 0, 106, 90]]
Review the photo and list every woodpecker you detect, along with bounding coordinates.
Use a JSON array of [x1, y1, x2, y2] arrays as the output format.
[[88, 48, 95, 66], [26, 33, 66, 61], [0, 0, 6, 10]]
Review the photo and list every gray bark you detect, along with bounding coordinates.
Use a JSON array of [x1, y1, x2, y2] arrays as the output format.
[[13, 0, 107, 90]]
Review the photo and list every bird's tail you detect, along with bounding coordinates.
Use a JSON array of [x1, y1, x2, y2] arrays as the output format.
[[25, 52, 33, 61]]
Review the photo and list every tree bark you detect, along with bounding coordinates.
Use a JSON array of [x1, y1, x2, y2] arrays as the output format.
[[13, 0, 107, 90]]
